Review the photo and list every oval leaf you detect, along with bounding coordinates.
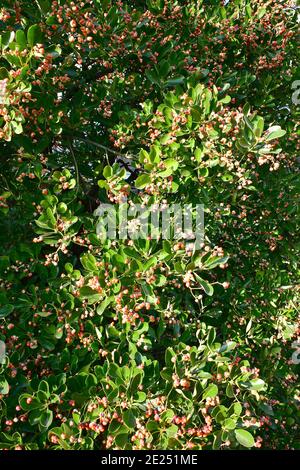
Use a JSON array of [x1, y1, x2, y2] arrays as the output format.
[[235, 429, 255, 448]]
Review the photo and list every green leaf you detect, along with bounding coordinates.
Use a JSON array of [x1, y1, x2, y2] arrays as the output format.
[[257, 7, 266, 19], [145, 69, 160, 85], [115, 433, 129, 448], [207, 327, 216, 346], [135, 391, 147, 402], [246, 4, 252, 18], [248, 378, 266, 391], [202, 383, 218, 399], [265, 126, 286, 142], [203, 88, 212, 115], [212, 431, 222, 450], [254, 116, 264, 138], [231, 402, 242, 416], [149, 145, 161, 164], [39, 409, 53, 429], [135, 174, 151, 189], [37, 311, 54, 318], [218, 341, 236, 353], [97, 296, 113, 315], [129, 370, 143, 394], [158, 60, 170, 78], [143, 256, 158, 271], [123, 247, 142, 261], [103, 165, 112, 179], [0, 377, 9, 394], [98, 180, 109, 189], [79, 287, 103, 304], [4, 54, 21, 67], [37, 0, 51, 14], [38, 335, 55, 350], [57, 202, 68, 214], [203, 255, 229, 269], [65, 262, 73, 274], [0, 304, 14, 319], [165, 424, 178, 438], [223, 418, 236, 430], [11, 121, 23, 135], [123, 409, 136, 430], [244, 115, 254, 132], [38, 380, 50, 396], [221, 173, 233, 182], [161, 409, 175, 423], [157, 158, 179, 177], [16, 30, 27, 50], [19, 394, 41, 411], [165, 76, 185, 87], [194, 274, 214, 296], [1, 31, 15, 47], [46, 207, 56, 227], [165, 347, 176, 367], [37, 390, 48, 402], [28, 409, 42, 426], [0, 67, 9, 80], [234, 429, 255, 448], [226, 383, 235, 398], [219, 95, 231, 104], [27, 25, 42, 48], [81, 253, 97, 271]]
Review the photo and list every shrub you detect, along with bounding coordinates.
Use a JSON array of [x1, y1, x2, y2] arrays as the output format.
[[0, 0, 299, 450]]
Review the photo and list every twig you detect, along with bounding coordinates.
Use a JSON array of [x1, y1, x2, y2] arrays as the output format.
[[76, 137, 136, 161], [67, 139, 80, 195]]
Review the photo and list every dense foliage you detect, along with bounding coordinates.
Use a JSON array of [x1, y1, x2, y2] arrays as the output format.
[[0, 0, 299, 450]]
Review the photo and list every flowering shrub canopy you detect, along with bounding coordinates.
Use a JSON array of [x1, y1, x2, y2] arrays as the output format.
[[0, 0, 299, 450]]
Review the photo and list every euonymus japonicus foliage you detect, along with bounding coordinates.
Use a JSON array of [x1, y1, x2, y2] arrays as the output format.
[[0, 0, 299, 450]]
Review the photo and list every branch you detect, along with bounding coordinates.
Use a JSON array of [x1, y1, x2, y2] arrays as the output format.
[[62, 67, 114, 102], [67, 139, 80, 193]]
